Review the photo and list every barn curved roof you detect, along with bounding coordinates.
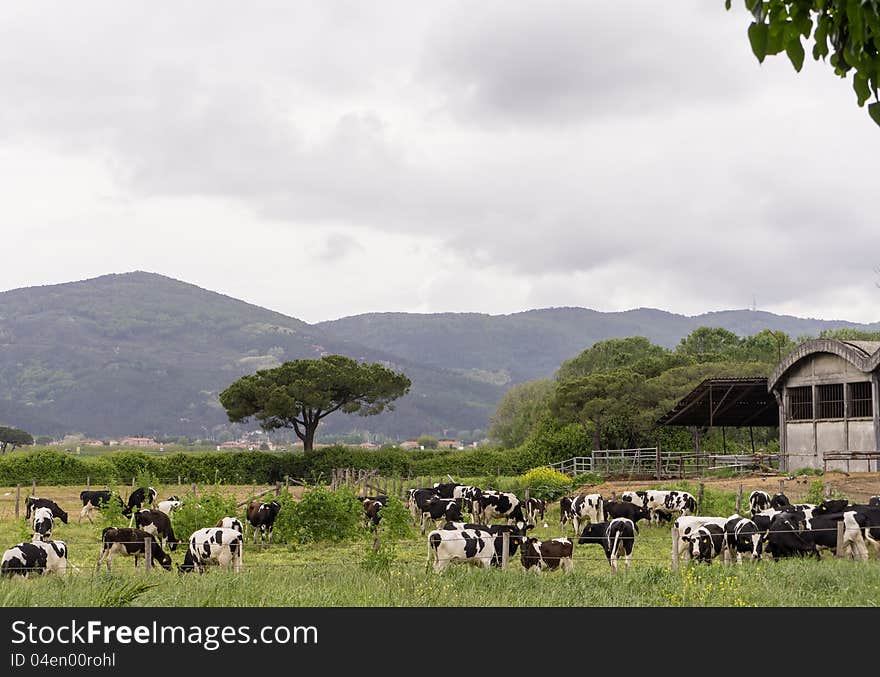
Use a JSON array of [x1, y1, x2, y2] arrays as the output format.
[[767, 339, 880, 392]]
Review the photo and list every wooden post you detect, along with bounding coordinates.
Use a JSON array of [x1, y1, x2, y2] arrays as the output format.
[[736, 484, 743, 514], [15, 484, 20, 518], [274, 481, 281, 497], [836, 521, 846, 558], [697, 483, 705, 516], [824, 482, 831, 500], [778, 479, 785, 494], [656, 445, 662, 481], [285, 475, 290, 492], [131, 477, 135, 490], [86, 476, 91, 491], [178, 475, 181, 488], [31, 479, 36, 497], [501, 531, 510, 570], [671, 527, 680, 571], [144, 536, 152, 573], [191, 482, 197, 496]]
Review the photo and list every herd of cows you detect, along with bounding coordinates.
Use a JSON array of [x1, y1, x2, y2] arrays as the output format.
[[2, 480, 880, 579], [0, 487, 283, 577]]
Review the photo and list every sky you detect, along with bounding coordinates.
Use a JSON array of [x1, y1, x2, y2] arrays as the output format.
[[1, 1, 878, 325]]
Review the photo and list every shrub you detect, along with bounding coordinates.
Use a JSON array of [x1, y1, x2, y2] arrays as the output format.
[[172, 492, 239, 543], [275, 485, 363, 545], [517, 467, 572, 502]]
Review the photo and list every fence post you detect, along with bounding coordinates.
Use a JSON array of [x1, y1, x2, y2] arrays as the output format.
[[131, 477, 135, 491], [671, 527, 680, 571], [778, 479, 785, 495], [191, 482, 197, 497], [735, 484, 743, 514], [501, 531, 510, 570], [86, 476, 91, 492], [656, 446, 662, 481], [285, 475, 290, 492], [274, 482, 281, 497], [178, 475, 181, 488], [836, 521, 846, 558], [31, 479, 36, 497], [144, 536, 152, 573], [697, 483, 705, 516], [15, 484, 20, 518], [824, 482, 831, 500]]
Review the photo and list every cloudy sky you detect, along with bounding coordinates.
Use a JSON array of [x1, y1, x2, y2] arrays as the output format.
[[1, 1, 878, 324]]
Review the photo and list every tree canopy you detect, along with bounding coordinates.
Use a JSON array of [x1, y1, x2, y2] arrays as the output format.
[[219, 355, 411, 452], [728, 0, 880, 126], [0, 426, 34, 455]]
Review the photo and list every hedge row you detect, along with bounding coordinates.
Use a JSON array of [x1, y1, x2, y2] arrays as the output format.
[[0, 445, 560, 486]]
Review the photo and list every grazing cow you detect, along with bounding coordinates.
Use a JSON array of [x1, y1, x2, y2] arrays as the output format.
[[812, 499, 850, 516], [363, 499, 384, 527], [476, 491, 525, 527], [559, 494, 604, 534], [31, 507, 54, 542], [360, 495, 388, 505], [748, 491, 771, 516], [452, 486, 483, 518], [246, 500, 281, 545], [869, 496, 880, 507], [25, 497, 68, 524], [97, 527, 172, 571], [627, 490, 695, 524], [79, 490, 125, 523], [604, 500, 652, 524], [765, 513, 819, 560], [216, 517, 244, 534], [441, 522, 530, 566], [427, 527, 495, 572], [686, 524, 727, 564], [520, 537, 574, 572], [620, 490, 646, 504], [673, 516, 731, 561], [724, 516, 763, 563], [156, 498, 182, 516], [125, 486, 157, 517], [179, 527, 243, 574], [420, 497, 463, 534], [578, 518, 638, 573], [408, 488, 440, 523], [134, 509, 180, 551], [1, 540, 70, 577], [524, 497, 547, 527], [770, 493, 791, 510], [802, 512, 870, 560]]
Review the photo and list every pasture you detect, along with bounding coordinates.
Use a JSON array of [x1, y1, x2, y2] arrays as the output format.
[[1, 477, 879, 607]]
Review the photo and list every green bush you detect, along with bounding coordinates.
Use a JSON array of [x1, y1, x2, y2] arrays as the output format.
[[273, 485, 363, 545], [517, 467, 572, 502], [172, 492, 239, 543]]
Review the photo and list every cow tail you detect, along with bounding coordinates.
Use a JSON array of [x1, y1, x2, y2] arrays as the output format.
[[611, 527, 622, 558]]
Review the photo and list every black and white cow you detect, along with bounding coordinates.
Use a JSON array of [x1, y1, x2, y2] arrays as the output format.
[[79, 490, 125, 523], [408, 488, 440, 523], [31, 507, 54, 542], [559, 494, 604, 534], [724, 516, 763, 563], [433, 482, 460, 499], [246, 500, 281, 545], [1, 540, 71, 577], [770, 493, 791, 510], [363, 499, 384, 527], [627, 490, 695, 524], [578, 518, 638, 573], [125, 487, 157, 517], [673, 516, 731, 561], [685, 523, 726, 564], [134, 509, 180, 551], [178, 527, 244, 574], [604, 500, 652, 524], [520, 537, 574, 572], [216, 517, 244, 534], [476, 491, 525, 527], [620, 490, 646, 505], [748, 491, 771, 516], [812, 499, 850, 516], [25, 497, 68, 524], [419, 497, 463, 534], [765, 513, 819, 560], [524, 498, 547, 527], [441, 522, 531, 567], [452, 486, 483, 519], [97, 527, 172, 571], [427, 527, 495, 572], [156, 497, 182, 516], [801, 511, 870, 560]]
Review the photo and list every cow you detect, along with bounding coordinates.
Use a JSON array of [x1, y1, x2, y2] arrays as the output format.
[[31, 507, 54, 542], [408, 488, 440, 523], [216, 517, 244, 534], [433, 482, 460, 499], [441, 522, 530, 567], [1, 540, 71, 577], [870, 496, 880, 507], [363, 499, 384, 527], [765, 512, 819, 560], [125, 486, 157, 517], [673, 516, 731, 562], [604, 500, 652, 524], [427, 527, 495, 573], [524, 497, 547, 527], [134, 509, 180, 551], [520, 537, 574, 572], [812, 499, 850, 516], [801, 511, 870, 560], [748, 491, 771, 516], [178, 527, 244, 574], [452, 486, 483, 518], [724, 516, 763, 563], [419, 497, 463, 534], [656, 491, 697, 522], [770, 493, 791, 510], [578, 518, 638, 573], [25, 497, 68, 524], [685, 524, 727, 564], [620, 490, 646, 504], [559, 494, 604, 534], [97, 527, 172, 571], [475, 491, 525, 528], [246, 500, 281, 545], [156, 497, 182, 516], [79, 490, 125, 523]]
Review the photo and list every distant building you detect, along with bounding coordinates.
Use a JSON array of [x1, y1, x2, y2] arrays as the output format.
[[79, 439, 105, 447], [437, 439, 463, 450], [399, 440, 421, 450], [358, 442, 380, 450], [217, 441, 249, 450], [118, 437, 160, 447]]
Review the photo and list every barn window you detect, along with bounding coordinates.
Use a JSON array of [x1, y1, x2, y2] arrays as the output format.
[[849, 381, 873, 418], [817, 383, 844, 419], [788, 386, 813, 420]]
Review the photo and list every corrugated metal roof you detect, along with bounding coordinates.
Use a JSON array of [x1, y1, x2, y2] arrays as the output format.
[[657, 376, 776, 427]]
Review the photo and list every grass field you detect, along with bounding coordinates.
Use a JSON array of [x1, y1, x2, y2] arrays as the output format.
[[1, 479, 879, 607]]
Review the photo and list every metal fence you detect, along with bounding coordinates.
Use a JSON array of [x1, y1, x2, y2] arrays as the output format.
[[550, 449, 780, 480]]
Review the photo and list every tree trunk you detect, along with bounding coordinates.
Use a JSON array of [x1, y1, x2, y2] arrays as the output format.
[[301, 425, 317, 452]]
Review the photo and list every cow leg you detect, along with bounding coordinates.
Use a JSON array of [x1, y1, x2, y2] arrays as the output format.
[[420, 513, 427, 536]]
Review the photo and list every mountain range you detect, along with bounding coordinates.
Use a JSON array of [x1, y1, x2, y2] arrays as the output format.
[[1, 271, 877, 439]]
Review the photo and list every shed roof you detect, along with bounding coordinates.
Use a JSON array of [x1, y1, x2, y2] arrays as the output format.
[[768, 339, 880, 392], [656, 377, 777, 427]]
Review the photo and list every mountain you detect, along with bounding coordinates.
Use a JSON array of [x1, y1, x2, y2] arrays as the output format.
[[1, 271, 878, 439], [317, 308, 880, 386], [0, 272, 501, 438]]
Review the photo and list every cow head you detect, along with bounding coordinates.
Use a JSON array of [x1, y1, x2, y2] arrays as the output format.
[[687, 528, 715, 562], [178, 548, 196, 574], [151, 544, 173, 571]]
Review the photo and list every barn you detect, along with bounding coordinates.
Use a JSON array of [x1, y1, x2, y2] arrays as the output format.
[[769, 339, 880, 472]]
